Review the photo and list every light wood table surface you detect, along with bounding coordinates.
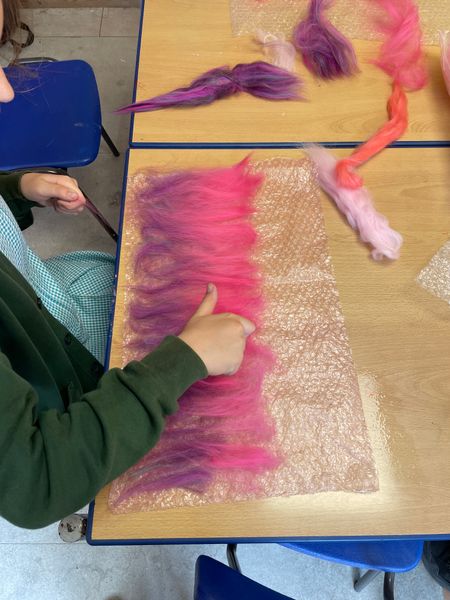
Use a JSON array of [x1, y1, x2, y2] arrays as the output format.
[[128, 0, 450, 146], [89, 147, 450, 543]]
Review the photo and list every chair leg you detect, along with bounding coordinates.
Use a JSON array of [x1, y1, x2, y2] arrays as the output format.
[[16, 56, 57, 65], [226, 544, 241, 573], [83, 194, 119, 243], [383, 572, 395, 600], [18, 167, 119, 242], [101, 125, 120, 157], [353, 569, 381, 592]]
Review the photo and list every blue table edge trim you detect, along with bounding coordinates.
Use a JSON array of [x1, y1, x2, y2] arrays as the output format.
[[129, 140, 450, 149], [127, 0, 145, 147], [86, 495, 450, 546], [101, 148, 130, 373]]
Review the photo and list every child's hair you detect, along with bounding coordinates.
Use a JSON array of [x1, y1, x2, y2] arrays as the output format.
[[1, 0, 22, 54]]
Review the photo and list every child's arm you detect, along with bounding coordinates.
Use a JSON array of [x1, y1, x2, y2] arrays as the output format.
[[0, 335, 207, 529], [0, 284, 253, 529]]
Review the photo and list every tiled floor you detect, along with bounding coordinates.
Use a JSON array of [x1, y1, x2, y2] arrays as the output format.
[[0, 7, 448, 600], [0, 519, 446, 600]]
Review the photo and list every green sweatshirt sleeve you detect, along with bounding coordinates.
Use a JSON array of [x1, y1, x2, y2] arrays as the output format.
[[0, 335, 207, 529], [0, 171, 38, 230]]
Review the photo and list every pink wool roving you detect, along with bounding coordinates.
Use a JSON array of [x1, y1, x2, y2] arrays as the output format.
[[335, 0, 427, 191], [116, 159, 278, 503], [307, 145, 403, 261], [373, 0, 428, 92], [256, 30, 297, 73], [326, 0, 426, 258]]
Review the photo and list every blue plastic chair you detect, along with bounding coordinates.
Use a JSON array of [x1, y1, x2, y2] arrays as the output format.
[[0, 58, 119, 241], [1, 58, 119, 169], [228, 541, 423, 600], [194, 555, 295, 600], [282, 541, 424, 600]]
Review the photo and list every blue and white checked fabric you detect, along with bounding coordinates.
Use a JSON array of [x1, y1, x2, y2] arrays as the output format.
[[0, 195, 115, 363]]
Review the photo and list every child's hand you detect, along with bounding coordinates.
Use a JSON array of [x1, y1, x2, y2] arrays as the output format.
[[20, 173, 86, 215], [178, 284, 255, 376]]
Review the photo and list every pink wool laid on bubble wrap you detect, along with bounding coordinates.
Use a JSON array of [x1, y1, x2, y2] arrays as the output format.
[[110, 159, 279, 508]]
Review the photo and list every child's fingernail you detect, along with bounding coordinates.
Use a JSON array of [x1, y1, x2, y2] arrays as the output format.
[[207, 283, 213, 293], [68, 192, 78, 200]]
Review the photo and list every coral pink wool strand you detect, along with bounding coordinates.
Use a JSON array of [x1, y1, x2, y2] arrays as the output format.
[[335, 0, 427, 190], [335, 82, 408, 189]]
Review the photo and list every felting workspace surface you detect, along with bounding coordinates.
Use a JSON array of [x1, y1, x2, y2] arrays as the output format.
[[89, 147, 450, 543], [129, 0, 450, 146]]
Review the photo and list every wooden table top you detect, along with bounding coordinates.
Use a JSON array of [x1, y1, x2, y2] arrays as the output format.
[[89, 147, 450, 543], [128, 0, 450, 146]]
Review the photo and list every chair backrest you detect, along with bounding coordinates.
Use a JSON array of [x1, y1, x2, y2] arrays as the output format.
[[194, 555, 295, 600], [281, 541, 424, 572], [0, 60, 101, 170]]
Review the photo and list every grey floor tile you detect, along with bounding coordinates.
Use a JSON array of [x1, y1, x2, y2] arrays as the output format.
[[0, 45, 13, 67], [0, 541, 444, 600], [0, 506, 89, 545], [32, 8, 103, 38], [0, 516, 60, 545], [401, 562, 445, 600], [19, 36, 137, 152], [101, 8, 141, 37], [0, 542, 223, 600], [20, 9, 34, 29]]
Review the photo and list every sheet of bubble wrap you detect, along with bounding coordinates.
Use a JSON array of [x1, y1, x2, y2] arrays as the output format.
[[417, 241, 450, 305], [229, 0, 448, 45], [109, 157, 378, 513]]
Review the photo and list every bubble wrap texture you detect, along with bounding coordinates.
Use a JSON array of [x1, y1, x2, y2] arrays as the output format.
[[417, 241, 450, 304], [109, 158, 378, 513], [229, 0, 448, 45]]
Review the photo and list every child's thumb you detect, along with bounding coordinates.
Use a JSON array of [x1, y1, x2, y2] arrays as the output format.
[[192, 283, 218, 318]]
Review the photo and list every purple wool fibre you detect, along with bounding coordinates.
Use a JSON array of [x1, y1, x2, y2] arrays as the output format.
[[293, 0, 358, 79], [110, 159, 280, 506], [120, 469, 212, 499], [116, 61, 302, 114]]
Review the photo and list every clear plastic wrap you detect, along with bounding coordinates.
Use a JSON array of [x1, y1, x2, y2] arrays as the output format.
[[108, 157, 378, 514], [229, 0, 446, 45], [417, 241, 450, 305]]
